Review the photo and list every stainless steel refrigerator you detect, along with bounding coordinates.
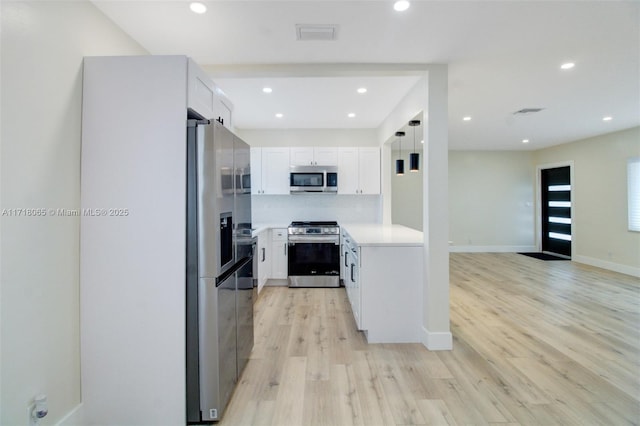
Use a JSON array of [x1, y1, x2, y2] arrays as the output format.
[[186, 118, 255, 423]]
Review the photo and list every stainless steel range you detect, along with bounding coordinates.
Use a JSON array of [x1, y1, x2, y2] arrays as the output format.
[[287, 221, 340, 288]]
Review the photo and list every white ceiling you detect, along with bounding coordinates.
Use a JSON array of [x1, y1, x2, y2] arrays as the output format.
[[92, 0, 640, 150]]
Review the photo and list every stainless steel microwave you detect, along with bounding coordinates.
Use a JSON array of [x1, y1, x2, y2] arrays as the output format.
[[290, 165, 338, 193]]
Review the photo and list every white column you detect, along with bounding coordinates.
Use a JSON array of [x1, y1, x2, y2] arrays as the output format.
[[422, 65, 452, 350]]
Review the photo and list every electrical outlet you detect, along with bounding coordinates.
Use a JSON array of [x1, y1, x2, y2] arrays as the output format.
[[27, 403, 36, 426]]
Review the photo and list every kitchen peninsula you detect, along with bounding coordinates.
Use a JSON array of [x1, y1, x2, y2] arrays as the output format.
[[341, 224, 424, 343]]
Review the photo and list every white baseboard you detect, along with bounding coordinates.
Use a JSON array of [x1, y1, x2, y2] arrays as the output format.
[[573, 255, 640, 278], [421, 327, 452, 350], [449, 245, 536, 253], [55, 403, 84, 426], [265, 278, 288, 286]]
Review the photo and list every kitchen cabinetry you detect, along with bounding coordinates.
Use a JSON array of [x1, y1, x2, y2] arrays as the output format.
[[340, 233, 348, 283], [256, 229, 271, 294], [290, 147, 338, 166], [270, 228, 288, 279], [337, 147, 380, 194], [187, 58, 233, 129], [250, 147, 290, 194], [215, 91, 233, 130], [340, 225, 423, 343], [342, 231, 361, 328]]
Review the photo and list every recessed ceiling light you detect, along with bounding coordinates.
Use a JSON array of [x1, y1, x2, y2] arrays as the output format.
[[394, 1, 410, 12], [560, 62, 575, 70], [463, 116, 472, 121], [275, 113, 283, 118], [420, 140, 424, 144], [262, 87, 273, 94], [603, 116, 613, 121], [189, 2, 207, 14], [522, 139, 530, 144], [348, 113, 356, 118], [357, 87, 367, 94]]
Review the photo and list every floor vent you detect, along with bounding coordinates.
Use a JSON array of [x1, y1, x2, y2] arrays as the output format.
[[295, 24, 339, 41]]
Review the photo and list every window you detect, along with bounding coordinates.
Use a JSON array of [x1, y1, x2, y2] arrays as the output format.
[[629, 157, 640, 232]]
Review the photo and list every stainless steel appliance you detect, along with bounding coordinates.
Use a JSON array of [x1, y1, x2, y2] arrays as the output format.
[[186, 118, 255, 423], [287, 221, 340, 287], [290, 165, 338, 193]]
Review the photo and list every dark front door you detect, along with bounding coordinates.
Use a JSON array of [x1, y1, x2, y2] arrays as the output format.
[[541, 166, 572, 258]]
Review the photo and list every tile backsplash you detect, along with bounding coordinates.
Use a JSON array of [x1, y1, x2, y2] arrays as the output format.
[[252, 194, 382, 225]]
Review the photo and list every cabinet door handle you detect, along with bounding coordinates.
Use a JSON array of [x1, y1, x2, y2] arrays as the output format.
[[284, 243, 287, 255], [344, 251, 349, 267], [350, 263, 355, 283], [261, 247, 266, 262]]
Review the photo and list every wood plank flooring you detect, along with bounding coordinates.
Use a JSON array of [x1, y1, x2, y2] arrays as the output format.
[[219, 253, 640, 425]]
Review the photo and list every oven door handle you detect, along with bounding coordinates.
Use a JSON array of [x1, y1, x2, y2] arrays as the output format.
[[287, 236, 340, 244]]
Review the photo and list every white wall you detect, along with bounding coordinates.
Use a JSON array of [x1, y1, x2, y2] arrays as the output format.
[[391, 147, 424, 231], [448, 151, 536, 252], [0, 2, 147, 424], [533, 126, 640, 276]]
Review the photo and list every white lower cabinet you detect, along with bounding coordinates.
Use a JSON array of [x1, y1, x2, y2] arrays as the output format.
[[345, 238, 361, 329], [270, 228, 288, 279], [256, 229, 270, 293], [341, 228, 423, 343], [342, 230, 361, 328], [340, 233, 349, 284]]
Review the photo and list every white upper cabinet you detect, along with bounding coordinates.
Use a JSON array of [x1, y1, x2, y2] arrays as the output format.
[[214, 90, 233, 130], [250, 148, 263, 194], [338, 147, 380, 195], [357, 147, 381, 194], [290, 147, 313, 166], [251, 147, 290, 194], [187, 58, 233, 129], [338, 148, 359, 194], [187, 58, 216, 119], [313, 147, 338, 165], [290, 147, 338, 166]]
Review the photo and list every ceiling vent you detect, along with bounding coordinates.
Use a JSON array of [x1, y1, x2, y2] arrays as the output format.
[[513, 108, 545, 115], [295, 24, 339, 41]]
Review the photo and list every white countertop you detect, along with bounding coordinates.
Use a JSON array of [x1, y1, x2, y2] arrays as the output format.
[[341, 223, 423, 247], [252, 223, 423, 246], [252, 223, 288, 237]]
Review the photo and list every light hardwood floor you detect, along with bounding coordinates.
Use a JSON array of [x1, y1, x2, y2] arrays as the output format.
[[220, 253, 640, 425]]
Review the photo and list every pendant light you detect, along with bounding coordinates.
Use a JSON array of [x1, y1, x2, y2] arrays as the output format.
[[408, 119, 421, 172], [395, 131, 405, 175]]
